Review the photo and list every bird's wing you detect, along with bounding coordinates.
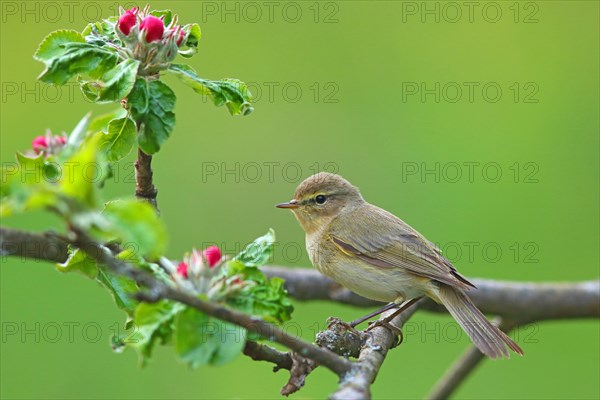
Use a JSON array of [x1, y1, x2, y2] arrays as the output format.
[[328, 205, 475, 290]]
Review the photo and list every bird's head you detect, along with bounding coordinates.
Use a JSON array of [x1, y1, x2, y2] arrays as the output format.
[[276, 172, 364, 233]]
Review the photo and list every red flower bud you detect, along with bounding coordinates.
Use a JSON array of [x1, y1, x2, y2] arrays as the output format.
[[203, 246, 222, 268], [118, 9, 137, 36], [32, 136, 48, 153], [177, 30, 186, 46], [57, 136, 67, 145], [177, 261, 189, 278], [140, 15, 164, 43]]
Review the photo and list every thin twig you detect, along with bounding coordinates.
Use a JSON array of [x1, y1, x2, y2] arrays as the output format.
[[243, 341, 293, 371], [426, 318, 519, 400], [134, 148, 158, 209]]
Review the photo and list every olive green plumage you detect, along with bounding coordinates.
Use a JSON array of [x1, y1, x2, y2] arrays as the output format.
[[277, 172, 523, 358]]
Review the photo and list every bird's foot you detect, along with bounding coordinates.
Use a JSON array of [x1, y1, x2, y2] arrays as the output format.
[[326, 317, 360, 336], [365, 319, 404, 347]]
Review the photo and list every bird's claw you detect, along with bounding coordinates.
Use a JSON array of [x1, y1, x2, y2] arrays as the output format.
[[326, 317, 361, 336], [365, 319, 404, 347]]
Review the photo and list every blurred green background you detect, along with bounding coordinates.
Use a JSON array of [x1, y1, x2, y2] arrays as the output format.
[[1, 1, 598, 398]]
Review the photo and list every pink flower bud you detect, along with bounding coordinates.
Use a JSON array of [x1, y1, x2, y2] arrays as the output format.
[[118, 9, 137, 36], [57, 136, 67, 145], [140, 15, 164, 43], [32, 136, 48, 153], [203, 246, 222, 268], [176, 30, 186, 46], [177, 261, 189, 278]]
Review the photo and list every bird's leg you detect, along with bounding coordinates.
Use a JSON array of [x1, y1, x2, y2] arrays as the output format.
[[348, 302, 398, 328], [365, 297, 423, 344]]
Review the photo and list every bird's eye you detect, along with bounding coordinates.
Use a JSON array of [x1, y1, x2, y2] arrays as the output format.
[[315, 194, 327, 205]]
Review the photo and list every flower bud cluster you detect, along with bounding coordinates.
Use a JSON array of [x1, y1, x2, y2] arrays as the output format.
[[29, 130, 67, 157], [165, 246, 251, 300], [115, 5, 191, 75]]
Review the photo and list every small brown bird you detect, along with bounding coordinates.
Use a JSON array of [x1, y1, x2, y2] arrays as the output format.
[[277, 172, 523, 358]]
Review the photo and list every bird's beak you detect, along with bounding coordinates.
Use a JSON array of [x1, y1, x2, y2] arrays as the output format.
[[276, 200, 298, 209]]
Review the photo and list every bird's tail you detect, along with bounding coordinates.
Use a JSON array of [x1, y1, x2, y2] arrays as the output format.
[[434, 284, 524, 358]]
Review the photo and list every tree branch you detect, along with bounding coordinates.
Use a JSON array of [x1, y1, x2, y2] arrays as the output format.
[[2, 226, 599, 398], [67, 227, 352, 377], [134, 148, 158, 209], [330, 299, 423, 400], [2, 227, 598, 323], [243, 341, 293, 371], [261, 266, 600, 323], [0, 229, 68, 263]]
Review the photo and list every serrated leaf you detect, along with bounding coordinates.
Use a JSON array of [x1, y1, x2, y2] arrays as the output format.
[[234, 229, 276, 267], [55, 247, 98, 278], [82, 17, 119, 46], [98, 117, 136, 162], [34, 29, 85, 63], [80, 59, 140, 103], [128, 78, 176, 154], [129, 300, 185, 365], [175, 308, 246, 368], [101, 199, 168, 259], [97, 267, 139, 316], [38, 43, 118, 85], [167, 64, 253, 116]]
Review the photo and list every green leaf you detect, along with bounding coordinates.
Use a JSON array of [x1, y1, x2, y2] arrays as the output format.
[[38, 42, 118, 85], [97, 117, 136, 162], [34, 29, 85, 63], [82, 17, 119, 46], [80, 58, 140, 103], [178, 23, 201, 58], [1, 149, 61, 216], [87, 109, 127, 135], [55, 247, 99, 278], [128, 78, 176, 154], [234, 228, 276, 267], [222, 229, 294, 325], [101, 199, 168, 259], [129, 300, 184, 365], [67, 112, 92, 147], [167, 64, 253, 116], [175, 308, 246, 368], [150, 10, 173, 26], [97, 267, 139, 316], [59, 134, 104, 208]]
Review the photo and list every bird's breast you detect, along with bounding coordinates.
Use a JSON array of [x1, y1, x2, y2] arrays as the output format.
[[305, 233, 425, 303]]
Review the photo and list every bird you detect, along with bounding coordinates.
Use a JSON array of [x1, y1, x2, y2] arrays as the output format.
[[276, 172, 523, 358]]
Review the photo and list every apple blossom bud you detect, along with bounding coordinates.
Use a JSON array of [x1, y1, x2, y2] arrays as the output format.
[[203, 246, 222, 268], [32, 136, 48, 153], [140, 15, 165, 43], [177, 30, 186, 46], [118, 9, 137, 36], [177, 261, 189, 278]]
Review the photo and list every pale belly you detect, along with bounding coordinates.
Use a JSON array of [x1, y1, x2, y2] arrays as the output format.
[[307, 239, 427, 303]]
